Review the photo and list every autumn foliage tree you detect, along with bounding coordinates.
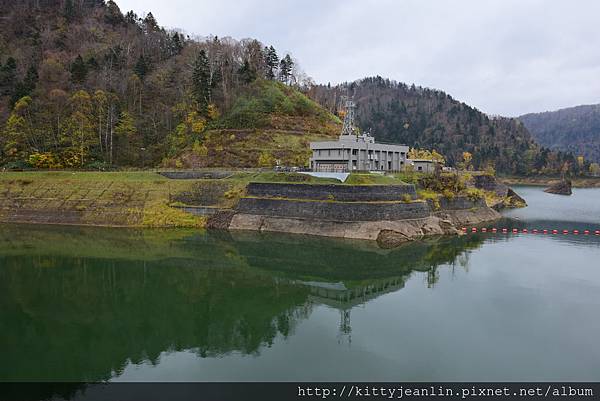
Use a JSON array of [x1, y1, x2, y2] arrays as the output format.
[[0, 1, 301, 169]]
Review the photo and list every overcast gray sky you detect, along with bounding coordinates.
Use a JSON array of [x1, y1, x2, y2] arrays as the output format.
[[117, 0, 600, 116]]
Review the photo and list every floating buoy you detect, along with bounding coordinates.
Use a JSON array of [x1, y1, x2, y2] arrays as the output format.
[[462, 227, 600, 235]]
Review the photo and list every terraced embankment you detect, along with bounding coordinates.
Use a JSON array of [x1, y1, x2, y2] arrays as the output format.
[[0, 172, 238, 227], [228, 181, 501, 247]]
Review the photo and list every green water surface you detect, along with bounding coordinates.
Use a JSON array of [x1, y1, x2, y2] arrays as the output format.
[[1, 186, 599, 382]]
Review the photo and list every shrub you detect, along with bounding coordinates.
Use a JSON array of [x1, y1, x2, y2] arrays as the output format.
[[224, 187, 245, 200], [417, 189, 440, 210], [465, 187, 485, 201], [28, 152, 62, 169], [257, 151, 276, 167], [85, 161, 114, 171], [442, 189, 455, 200], [2, 160, 31, 170], [192, 140, 208, 156]]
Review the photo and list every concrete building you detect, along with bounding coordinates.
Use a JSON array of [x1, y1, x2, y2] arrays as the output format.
[[310, 133, 409, 172], [408, 159, 438, 173]]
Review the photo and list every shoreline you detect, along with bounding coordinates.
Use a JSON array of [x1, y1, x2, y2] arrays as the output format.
[[0, 171, 513, 247], [500, 176, 600, 188]]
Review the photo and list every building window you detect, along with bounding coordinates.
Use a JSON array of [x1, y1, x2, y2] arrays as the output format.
[[418, 166, 423, 171], [352, 149, 357, 155], [328, 149, 331, 156]]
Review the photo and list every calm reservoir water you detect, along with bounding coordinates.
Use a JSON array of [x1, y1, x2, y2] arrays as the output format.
[[1, 186, 600, 382]]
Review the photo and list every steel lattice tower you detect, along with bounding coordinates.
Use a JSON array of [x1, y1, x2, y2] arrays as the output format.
[[340, 97, 357, 137]]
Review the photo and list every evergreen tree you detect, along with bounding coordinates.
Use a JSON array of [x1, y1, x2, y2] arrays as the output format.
[[64, 0, 75, 22], [86, 56, 99, 70], [143, 12, 158, 32], [278, 54, 293, 84], [264, 46, 278, 80], [134, 55, 149, 80], [125, 10, 138, 25], [70, 55, 88, 84], [169, 32, 184, 56], [192, 50, 211, 115], [0, 57, 17, 96], [238, 60, 257, 84], [10, 65, 38, 106], [105, 0, 124, 25]]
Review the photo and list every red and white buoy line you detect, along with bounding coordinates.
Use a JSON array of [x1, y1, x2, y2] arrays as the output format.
[[462, 227, 600, 235]]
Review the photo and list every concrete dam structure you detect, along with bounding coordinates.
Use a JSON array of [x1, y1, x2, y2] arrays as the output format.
[[224, 182, 500, 247]]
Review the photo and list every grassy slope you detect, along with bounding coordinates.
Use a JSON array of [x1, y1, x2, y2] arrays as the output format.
[[168, 80, 341, 169], [0, 172, 207, 227]]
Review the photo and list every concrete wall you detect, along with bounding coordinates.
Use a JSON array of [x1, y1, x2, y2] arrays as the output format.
[[246, 182, 417, 201], [159, 171, 232, 180], [237, 198, 430, 222], [437, 196, 486, 210]]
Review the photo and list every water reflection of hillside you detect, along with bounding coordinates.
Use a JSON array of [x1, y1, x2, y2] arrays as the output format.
[[0, 225, 485, 382]]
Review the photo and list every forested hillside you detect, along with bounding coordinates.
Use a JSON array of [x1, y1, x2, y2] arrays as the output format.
[[0, 1, 589, 175], [519, 104, 600, 166], [309, 77, 584, 175], [0, 0, 337, 169]]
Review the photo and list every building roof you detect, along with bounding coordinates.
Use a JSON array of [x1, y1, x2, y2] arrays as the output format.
[[408, 159, 437, 163]]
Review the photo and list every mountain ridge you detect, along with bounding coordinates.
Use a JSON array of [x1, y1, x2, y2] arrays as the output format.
[[308, 77, 584, 175], [519, 103, 600, 164]]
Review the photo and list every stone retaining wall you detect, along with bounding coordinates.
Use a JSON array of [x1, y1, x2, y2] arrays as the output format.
[[237, 198, 430, 222], [437, 196, 486, 210], [246, 182, 417, 201]]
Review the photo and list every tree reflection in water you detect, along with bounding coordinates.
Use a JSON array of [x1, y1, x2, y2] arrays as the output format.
[[0, 225, 485, 382]]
